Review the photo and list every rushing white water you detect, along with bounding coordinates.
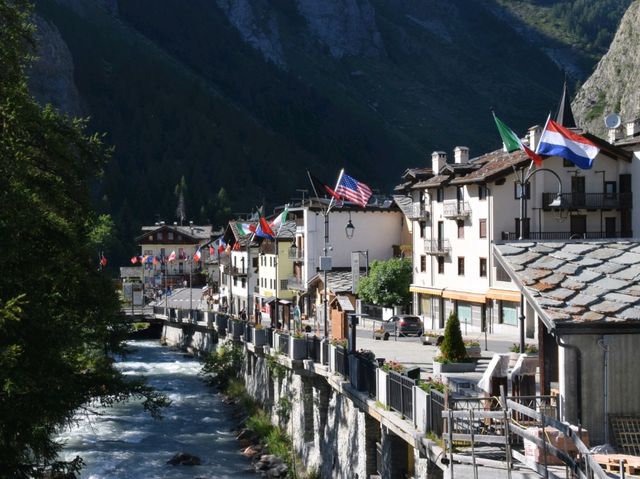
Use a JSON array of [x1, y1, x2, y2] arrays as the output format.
[[57, 340, 254, 479]]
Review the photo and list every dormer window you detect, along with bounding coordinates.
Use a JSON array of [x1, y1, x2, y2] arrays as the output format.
[[157, 232, 163, 240], [168, 232, 174, 240]]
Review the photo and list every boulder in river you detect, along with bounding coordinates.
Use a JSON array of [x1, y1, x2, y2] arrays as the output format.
[[167, 452, 202, 466]]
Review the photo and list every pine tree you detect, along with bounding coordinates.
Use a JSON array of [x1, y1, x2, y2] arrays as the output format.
[[439, 312, 468, 363]]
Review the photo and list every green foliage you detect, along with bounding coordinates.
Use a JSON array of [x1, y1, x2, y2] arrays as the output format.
[[357, 258, 412, 307], [0, 1, 168, 474], [276, 396, 291, 426], [267, 354, 287, 381], [201, 342, 243, 387], [438, 313, 468, 363]]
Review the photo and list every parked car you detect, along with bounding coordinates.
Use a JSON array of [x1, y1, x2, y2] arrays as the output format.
[[373, 315, 423, 340]]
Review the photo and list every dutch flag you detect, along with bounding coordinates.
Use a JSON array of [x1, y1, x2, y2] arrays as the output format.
[[536, 119, 600, 169]]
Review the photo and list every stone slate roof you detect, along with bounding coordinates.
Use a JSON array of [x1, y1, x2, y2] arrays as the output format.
[[392, 195, 414, 217], [309, 270, 365, 294], [450, 149, 530, 185], [494, 240, 640, 329], [138, 224, 212, 241]]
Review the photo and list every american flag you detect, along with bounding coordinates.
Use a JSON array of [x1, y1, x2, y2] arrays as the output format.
[[335, 173, 373, 207]]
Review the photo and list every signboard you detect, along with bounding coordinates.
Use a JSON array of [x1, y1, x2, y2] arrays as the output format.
[[351, 252, 361, 293]]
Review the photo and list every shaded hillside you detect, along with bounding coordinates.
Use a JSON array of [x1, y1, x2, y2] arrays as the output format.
[[29, 0, 628, 263], [573, 0, 640, 135]]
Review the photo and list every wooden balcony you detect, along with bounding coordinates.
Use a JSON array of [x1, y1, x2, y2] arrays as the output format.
[[425, 239, 451, 256], [443, 200, 471, 218], [541, 192, 632, 210]]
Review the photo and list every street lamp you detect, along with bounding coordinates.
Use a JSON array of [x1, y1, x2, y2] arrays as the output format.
[[516, 167, 563, 353], [345, 213, 355, 239]]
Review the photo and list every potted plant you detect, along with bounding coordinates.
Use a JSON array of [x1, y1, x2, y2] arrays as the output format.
[[289, 331, 307, 360], [509, 343, 538, 366], [252, 323, 267, 347], [464, 339, 482, 358], [421, 331, 442, 346], [433, 312, 475, 374]]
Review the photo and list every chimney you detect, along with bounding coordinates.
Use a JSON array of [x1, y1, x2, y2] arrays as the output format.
[[626, 119, 640, 138], [608, 126, 623, 143], [431, 151, 447, 172], [453, 146, 469, 164], [528, 125, 542, 151]]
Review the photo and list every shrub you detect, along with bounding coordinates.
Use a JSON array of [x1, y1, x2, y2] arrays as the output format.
[[509, 343, 538, 354], [418, 378, 448, 394], [438, 312, 467, 363], [381, 360, 405, 373]]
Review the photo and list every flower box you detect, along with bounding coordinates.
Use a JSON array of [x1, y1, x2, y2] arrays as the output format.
[[465, 344, 482, 358], [432, 360, 476, 375], [253, 328, 267, 347], [289, 336, 307, 360]]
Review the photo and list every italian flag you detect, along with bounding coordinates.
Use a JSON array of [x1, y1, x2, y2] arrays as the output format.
[[493, 113, 543, 166], [237, 223, 254, 236], [269, 206, 288, 234]]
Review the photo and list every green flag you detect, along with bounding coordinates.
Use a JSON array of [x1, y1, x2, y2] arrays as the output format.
[[493, 113, 523, 152]]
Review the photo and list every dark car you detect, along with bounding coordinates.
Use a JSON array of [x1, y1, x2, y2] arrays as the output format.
[[374, 315, 423, 340]]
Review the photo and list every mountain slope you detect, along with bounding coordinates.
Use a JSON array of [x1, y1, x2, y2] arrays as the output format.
[[573, 0, 640, 135]]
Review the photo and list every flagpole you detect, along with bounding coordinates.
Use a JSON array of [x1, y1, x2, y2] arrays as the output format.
[[327, 168, 344, 214], [274, 235, 279, 330], [189, 256, 193, 317]]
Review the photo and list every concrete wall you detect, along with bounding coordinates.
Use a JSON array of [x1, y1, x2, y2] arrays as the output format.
[[162, 323, 216, 355]]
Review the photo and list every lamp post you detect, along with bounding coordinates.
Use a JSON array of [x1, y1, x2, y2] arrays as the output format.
[[516, 167, 563, 353]]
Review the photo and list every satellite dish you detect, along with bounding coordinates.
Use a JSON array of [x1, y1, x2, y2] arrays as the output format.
[[604, 113, 621, 129]]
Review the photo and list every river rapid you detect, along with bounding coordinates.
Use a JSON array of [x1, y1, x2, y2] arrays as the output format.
[[57, 340, 254, 479]]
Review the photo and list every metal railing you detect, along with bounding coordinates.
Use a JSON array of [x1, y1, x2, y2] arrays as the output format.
[[542, 191, 632, 210], [322, 340, 329, 365], [407, 204, 429, 220], [443, 200, 471, 218], [229, 266, 247, 276], [278, 333, 289, 354], [287, 276, 306, 291], [306, 336, 321, 362], [387, 371, 416, 420], [334, 346, 349, 377], [501, 230, 634, 240], [266, 327, 274, 347], [425, 239, 451, 255], [354, 356, 377, 398]]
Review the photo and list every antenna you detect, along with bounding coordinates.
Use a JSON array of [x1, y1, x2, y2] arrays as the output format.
[[604, 113, 621, 129]]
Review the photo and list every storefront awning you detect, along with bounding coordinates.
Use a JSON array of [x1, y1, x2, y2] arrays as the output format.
[[409, 285, 444, 296], [485, 288, 521, 302], [442, 289, 486, 304]]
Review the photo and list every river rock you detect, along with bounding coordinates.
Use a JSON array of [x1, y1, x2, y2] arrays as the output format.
[[267, 462, 288, 478], [167, 452, 202, 466], [242, 445, 262, 458]]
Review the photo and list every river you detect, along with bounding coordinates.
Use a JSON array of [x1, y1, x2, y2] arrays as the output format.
[[57, 340, 254, 479]]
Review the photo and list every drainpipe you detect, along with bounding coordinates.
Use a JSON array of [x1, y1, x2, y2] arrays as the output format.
[[597, 336, 610, 445], [555, 335, 582, 425], [486, 185, 492, 347]]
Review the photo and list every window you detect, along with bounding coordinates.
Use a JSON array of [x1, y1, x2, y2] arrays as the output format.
[[496, 263, 512, 282], [457, 186, 464, 202], [500, 301, 518, 326], [437, 257, 445, 274], [478, 185, 487, 200], [160, 248, 166, 258], [420, 255, 427, 272], [437, 188, 444, 202], [144, 249, 153, 256], [604, 181, 616, 199], [157, 232, 164, 240], [563, 159, 573, 167], [178, 248, 185, 259], [178, 263, 184, 274], [419, 221, 426, 238], [457, 220, 464, 238], [479, 219, 487, 238], [167, 232, 174, 240], [480, 258, 487, 278], [458, 257, 465, 276], [514, 182, 530, 200]]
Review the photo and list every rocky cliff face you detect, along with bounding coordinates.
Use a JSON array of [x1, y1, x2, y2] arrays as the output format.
[[573, 0, 640, 136], [215, 0, 286, 67], [296, 0, 384, 58], [27, 15, 83, 116]]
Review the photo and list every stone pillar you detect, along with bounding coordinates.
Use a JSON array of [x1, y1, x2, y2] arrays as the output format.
[[380, 426, 409, 479]]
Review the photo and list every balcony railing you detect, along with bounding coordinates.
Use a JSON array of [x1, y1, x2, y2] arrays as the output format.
[[425, 239, 451, 256], [287, 276, 306, 291], [443, 200, 471, 218], [407, 204, 429, 220], [288, 248, 304, 260], [501, 230, 634, 241], [230, 266, 247, 276], [542, 192, 632, 210]]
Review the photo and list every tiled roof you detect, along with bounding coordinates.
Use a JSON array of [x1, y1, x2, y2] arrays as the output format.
[[494, 240, 640, 329], [138, 224, 212, 241], [309, 270, 365, 294], [414, 174, 450, 188], [450, 149, 529, 185]]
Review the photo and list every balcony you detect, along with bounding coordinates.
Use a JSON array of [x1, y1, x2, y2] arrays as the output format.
[[443, 200, 471, 218], [425, 239, 451, 256], [541, 192, 632, 210], [287, 275, 306, 291], [501, 230, 634, 241], [407, 204, 429, 220], [288, 248, 304, 260], [230, 266, 247, 276]]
